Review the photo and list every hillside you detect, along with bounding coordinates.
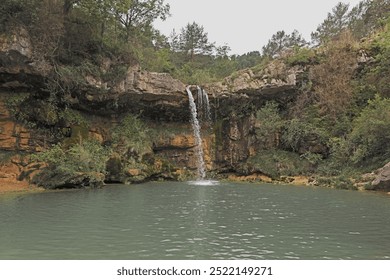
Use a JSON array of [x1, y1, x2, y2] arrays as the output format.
[[0, 0, 390, 192]]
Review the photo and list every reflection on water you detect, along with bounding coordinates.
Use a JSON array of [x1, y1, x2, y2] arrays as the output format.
[[0, 182, 389, 259]]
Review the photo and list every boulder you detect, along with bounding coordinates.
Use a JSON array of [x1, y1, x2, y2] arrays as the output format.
[[370, 162, 390, 191], [32, 171, 105, 189]]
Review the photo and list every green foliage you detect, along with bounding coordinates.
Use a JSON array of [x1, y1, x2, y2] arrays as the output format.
[[311, 2, 350, 45], [250, 56, 272, 74], [32, 140, 109, 175], [282, 119, 328, 153], [255, 102, 284, 149], [231, 51, 263, 70], [312, 0, 390, 44], [262, 30, 306, 58], [150, 122, 190, 141], [209, 57, 238, 80], [174, 63, 214, 84], [31, 139, 110, 188], [5, 92, 30, 122], [349, 0, 390, 38], [363, 18, 390, 97], [141, 48, 175, 73], [247, 150, 312, 178], [6, 94, 62, 128], [112, 114, 152, 156], [301, 152, 323, 166], [285, 47, 316, 66], [58, 108, 88, 126], [0, 0, 40, 30], [323, 95, 390, 175], [176, 22, 215, 60], [113, 0, 170, 39], [347, 95, 390, 165], [60, 62, 101, 83]]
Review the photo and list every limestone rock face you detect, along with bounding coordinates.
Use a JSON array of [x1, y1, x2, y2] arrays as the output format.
[[0, 97, 43, 152], [214, 115, 253, 170], [76, 66, 188, 121], [0, 27, 46, 91], [205, 60, 303, 99], [370, 162, 390, 191], [0, 154, 40, 193], [153, 133, 214, 171]]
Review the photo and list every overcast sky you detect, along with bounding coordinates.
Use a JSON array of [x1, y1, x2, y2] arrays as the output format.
[[154, 0, 363, 55]]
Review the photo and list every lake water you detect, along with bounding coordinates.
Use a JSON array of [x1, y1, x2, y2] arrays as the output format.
[[0, 182, 389, 260]]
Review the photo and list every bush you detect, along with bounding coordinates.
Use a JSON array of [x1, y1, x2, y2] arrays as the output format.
[[59, 108, 88, 126], [33, 140, 109, 174], [282, 119, 329, 154], [174, 63, 215, 84], [5, 92, 31, 122], [347, 95, 390, 165], [32, 140, 110, 188], [0, 0, 39, 30], [310, 33, 357, 120], [246, 150, 313, 178], [255, 102, 284, 149], [285, 47, 316, 66], [364, 19, 390, 98], [111, 114, 152, 156]]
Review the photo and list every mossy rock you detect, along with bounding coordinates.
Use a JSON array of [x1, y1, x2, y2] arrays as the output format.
[[32, 170, 105, 189]]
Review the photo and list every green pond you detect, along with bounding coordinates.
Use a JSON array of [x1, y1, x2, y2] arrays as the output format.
[[0, 182, 389, 259]]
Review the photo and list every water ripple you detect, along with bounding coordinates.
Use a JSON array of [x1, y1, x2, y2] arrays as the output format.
[[1, 182, 390, 259]]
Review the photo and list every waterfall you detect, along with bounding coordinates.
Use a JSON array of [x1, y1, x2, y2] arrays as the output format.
[[197, 86, 211, 124], [186, 86, 207, 180]]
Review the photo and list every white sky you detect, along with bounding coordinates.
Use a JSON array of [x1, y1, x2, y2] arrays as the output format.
[[154, 0, 363, 55]]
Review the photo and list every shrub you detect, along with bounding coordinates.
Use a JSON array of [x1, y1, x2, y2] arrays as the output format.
[[59, 108, 88, 126], [31, 140, 110, 188], [310, 32, 357, 120], [0, 0, 39, 30], [5, 92, 31, 123], [347, 95, 390, 165], [247, 150, 313, 178], [285, 47, 316, 66], [255, 102, 284, 149], [111, 114, 152, 156], [364, 19, 390, 98], [33, 140, 109, 175], [282, 119, 329, 154]]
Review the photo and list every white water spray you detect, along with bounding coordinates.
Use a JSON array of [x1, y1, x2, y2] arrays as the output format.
[[196, 86, 211, 123], [186, 86, 207, 180]]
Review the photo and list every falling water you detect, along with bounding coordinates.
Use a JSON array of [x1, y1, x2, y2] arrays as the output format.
[[186, 86, 207, 180], [197, 86, 211, 123]]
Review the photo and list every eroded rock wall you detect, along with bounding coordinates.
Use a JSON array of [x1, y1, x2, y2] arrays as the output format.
[[0, 26, 303, 188]]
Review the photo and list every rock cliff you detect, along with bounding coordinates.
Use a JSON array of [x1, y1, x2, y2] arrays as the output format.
[[0, 27, 306, 190]]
